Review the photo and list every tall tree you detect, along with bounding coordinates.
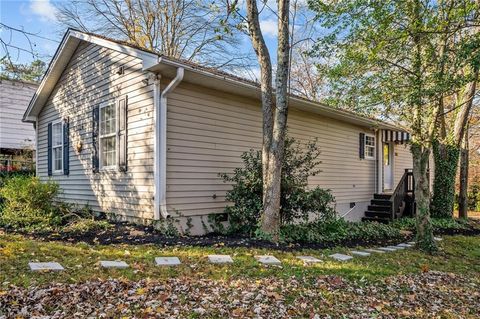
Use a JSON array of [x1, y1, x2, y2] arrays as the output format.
[[309, 0, 479, 252], [55, 0, 252, 70], [431, 2, 480, 218], [458, 126, 470, 219], [0, 59, 46, 82], [226, 0, 292, 237]]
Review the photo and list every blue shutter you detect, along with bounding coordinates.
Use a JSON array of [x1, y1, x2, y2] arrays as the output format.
[[47, 123, 52, 176], [359, 133, 365, 159], [63, 119, 70, 175], [92, 105, 99, 172], [117, 95, 128, 172]]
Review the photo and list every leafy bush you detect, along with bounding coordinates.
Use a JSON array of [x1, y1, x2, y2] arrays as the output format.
[[63, 218, 112, 233], [0, 176, 61, 230], [0, 170, 34, 188], [0, 176, 108, 233], [220, 137, 336, 235], [392, 217, 469, 231], [280, 218, 402, 244], [467, 183, 480, 211]]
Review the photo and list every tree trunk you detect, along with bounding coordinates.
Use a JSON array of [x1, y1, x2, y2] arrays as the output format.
[[260, 0, 291, 237], [411, 143, 437, 252], [431, 141, 459, 218], [245, 0, 291, 238], [431, 67, 478, 219], [245, 0, 275, 231], [459, 129, 469, 219]]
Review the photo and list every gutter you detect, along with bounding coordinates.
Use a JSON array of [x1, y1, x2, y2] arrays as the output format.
[[152, 67, 184, 219], [146, 57, 401, 131]]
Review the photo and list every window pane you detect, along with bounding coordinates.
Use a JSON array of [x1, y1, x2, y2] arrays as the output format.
[[101, 104, 116, 135], [52, 123, 62, 146], [54, 147, 63, 171], [383, 144, 390, 165], [101, 136, 116, 167], [366, 147, 375, 158], [365, 136, 375, 147]]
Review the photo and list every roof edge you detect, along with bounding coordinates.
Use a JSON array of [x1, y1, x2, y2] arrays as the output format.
[[23, 29, 158, 123]]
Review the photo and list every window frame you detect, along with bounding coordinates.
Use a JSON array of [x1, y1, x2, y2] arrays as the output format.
[[99, 101, 118, 171], [364, 134, 376, 160], [51, 120, 63, 173]]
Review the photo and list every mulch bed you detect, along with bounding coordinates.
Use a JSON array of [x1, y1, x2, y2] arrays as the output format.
[[1, 271, 479, 318], [1, 219, 479, 251], [0, 222, 408, 251]]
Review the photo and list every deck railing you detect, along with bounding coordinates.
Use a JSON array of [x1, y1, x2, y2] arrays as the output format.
[[390, 169, 414, 219]]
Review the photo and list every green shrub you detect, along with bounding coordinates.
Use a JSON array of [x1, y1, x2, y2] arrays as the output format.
[[220, 137, 336, 235], [0, 170, 34, 188], [63, 218, 112, 233], [280, 218, 402, 244], [467, 183, 480, 211], [0, 176, 61, 230], [391, 217, 469, 231]]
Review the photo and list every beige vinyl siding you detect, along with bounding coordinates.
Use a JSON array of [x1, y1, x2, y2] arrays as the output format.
[[37, 42, 155, 219], [166, 81, 376, 216], [394, 143, 413, 185], [0, 80, 37, 149]]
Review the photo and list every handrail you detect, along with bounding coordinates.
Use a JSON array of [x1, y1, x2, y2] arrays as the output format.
[[389, 169, 414, 219]]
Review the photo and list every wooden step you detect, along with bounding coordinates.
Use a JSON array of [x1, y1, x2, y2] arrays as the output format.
[[373, 193, 392, 200], [368, 204, 391, 212], [361, 216, 391, 223], [365, 211, 391, 218], [371, 199, 392, 207]]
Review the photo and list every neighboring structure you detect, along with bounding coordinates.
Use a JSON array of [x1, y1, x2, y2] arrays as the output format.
[[23, 29, 422, 234], [0, 79, 37, 171]]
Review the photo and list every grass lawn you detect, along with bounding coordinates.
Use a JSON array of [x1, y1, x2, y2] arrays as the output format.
[[1, 233, 479, 286], [1, 233, 479, 318]]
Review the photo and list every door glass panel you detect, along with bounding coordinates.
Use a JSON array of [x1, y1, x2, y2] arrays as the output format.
[[383, 144, 390, 165]]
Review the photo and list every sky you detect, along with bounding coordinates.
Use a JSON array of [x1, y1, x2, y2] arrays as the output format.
[[0, 0, 293, 81], [1, 0, 63, 64]]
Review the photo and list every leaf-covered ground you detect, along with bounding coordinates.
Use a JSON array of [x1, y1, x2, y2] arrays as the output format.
[[2, 271, 479, 318], [1, 234, 479, 318]]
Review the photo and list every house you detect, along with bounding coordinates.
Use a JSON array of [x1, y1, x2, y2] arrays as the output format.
[[23, 29, 425, 234], [0, 79, 37, 171]]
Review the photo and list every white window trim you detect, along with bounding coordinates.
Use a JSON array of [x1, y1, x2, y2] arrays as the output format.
[[99, 101, 118, 171], [51, 120, 63, 173], [364, 134, 376, 160]]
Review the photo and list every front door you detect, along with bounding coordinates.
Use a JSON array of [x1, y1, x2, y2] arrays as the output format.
[[383, 143, 393, 191]]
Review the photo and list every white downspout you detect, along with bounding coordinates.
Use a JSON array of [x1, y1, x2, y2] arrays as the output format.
[[35, 118, 39, 176], [376, 129, 383, 193], [153, 67, 184, 219]]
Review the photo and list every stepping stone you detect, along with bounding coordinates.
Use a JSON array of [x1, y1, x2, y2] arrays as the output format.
[[29, 262, 64, 271], [255, 255, 282, 265], [155, 257, 181, 266], [297, 256, 322, 264], [100, 260, 129, 269], [329, 253, 353, 261], [397, 243, 413, 248], [408, 241, 416, 245], [364, 248, 385, 254], [207, 255, 233, 264], [434, 237, 443, 241], [351, 250, 371, 257], [388, 245, 405, 250], [378, 247, 397, 252]]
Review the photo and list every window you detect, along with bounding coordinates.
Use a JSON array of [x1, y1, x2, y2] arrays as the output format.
[[365, 135, 375, 159], [99, 103, 117, 168], [52, 121, 63, 172]]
